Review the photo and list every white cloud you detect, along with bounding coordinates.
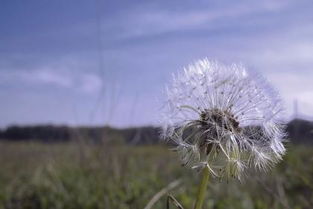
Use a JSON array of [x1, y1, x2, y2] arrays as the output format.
[[110, 0, 293, 41], [0, 68, 103, 95], [268, 72, 313, 117], [245, 41, 313, 70], [26, 69, 73, 87], [79, 74, 103, 94]]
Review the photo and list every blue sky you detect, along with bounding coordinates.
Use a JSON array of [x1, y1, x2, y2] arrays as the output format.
[[1, 0, 313, 127]]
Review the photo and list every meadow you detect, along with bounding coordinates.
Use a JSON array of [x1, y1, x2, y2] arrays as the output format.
[[0, 142, 312, 209]]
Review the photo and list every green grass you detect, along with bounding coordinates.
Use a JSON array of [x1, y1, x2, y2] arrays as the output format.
[[0, 142, 312, 209]]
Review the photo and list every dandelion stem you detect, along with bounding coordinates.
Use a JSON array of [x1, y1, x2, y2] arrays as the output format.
[[193, 165, 210, 209]]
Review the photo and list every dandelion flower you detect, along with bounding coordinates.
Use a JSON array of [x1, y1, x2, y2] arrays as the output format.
[[161, 59, 286, 180]]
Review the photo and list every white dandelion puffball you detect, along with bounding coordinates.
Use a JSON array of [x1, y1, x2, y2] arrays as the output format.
[[161, 59, 286, 180]]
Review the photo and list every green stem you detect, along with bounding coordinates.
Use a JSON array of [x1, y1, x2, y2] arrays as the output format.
[[193, 165, 210, 209]]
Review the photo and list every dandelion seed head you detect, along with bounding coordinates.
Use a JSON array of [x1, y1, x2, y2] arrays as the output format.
[[161, 58, 286, 180]]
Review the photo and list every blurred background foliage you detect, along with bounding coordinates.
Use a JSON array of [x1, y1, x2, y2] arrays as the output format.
[[0, 120, 312, 209]]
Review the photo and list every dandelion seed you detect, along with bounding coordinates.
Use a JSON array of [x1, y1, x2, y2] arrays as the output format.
[[161, 58, 286, 180]]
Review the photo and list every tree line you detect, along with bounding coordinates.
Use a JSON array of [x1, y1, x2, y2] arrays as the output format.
[[0, 119, 312, 144]]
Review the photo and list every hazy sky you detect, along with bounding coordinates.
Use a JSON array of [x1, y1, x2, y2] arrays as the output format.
[[1, 0, 313, 127]]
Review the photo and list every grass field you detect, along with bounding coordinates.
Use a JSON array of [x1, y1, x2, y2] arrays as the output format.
[[0, 142, 312, 209]]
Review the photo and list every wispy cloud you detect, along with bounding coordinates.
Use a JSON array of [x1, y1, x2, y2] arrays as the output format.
[[106, 0, 295, 42], [268, 72, 313, 115], [0, 68, 102, 95], [79, 74, 102, 94], [26, 69, 73, 87]]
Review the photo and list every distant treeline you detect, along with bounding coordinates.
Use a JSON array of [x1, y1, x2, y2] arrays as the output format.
[[0, 119, 312, 144], [0, 125, 160, 144]]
